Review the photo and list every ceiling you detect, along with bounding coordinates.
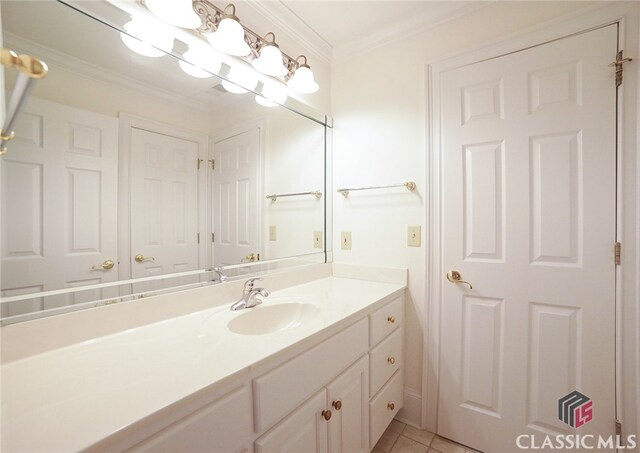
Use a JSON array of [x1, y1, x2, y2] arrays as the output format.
[[278, 1, 483, 49]]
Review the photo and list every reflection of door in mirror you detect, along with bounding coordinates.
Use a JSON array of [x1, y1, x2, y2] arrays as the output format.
[[213, 128, 260, 267], [1, 98, 119, 316], [129, 128, 201, 293]]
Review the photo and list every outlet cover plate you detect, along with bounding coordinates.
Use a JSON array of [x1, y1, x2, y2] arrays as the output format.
[[314, 231, 323, 249], [269, 225, 277, 241]]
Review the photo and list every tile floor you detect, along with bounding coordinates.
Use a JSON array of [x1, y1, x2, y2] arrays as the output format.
[[373, 420, 480, 453]]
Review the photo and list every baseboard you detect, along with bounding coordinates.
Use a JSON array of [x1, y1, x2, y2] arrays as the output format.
[[395, 387, 422, 429]]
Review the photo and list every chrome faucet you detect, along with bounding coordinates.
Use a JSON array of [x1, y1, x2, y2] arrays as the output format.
[[230, 277, 270, 311], [210, 267, 227, 283]]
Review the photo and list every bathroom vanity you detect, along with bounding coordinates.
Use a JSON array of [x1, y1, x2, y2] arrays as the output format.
[[1, 264, 406, 452]]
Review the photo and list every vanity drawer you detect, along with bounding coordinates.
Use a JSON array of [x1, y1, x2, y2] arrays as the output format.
[[253, 317, 368, 433], [369, 328, 402, 395], [370, 370, 403, 449], [369, 296, 403, 346]]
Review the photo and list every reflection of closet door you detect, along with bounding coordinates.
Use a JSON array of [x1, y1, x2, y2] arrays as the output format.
[[0, 98, 118, 316], [129, 128, 200, 291], [213, 129, 260, 266]]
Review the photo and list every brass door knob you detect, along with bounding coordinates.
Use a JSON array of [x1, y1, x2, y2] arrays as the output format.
[[135, 254, 155, 263], [387, 402, 395, 411], [388, 356, 396, 365], [91, 260, 114, 271], [321, 409, 332, 421], [446, 270, 473, 289], [332, 400, 342, 411], [387, 316, 395, 324]]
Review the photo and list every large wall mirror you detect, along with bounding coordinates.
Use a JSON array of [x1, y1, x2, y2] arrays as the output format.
[[0, 0, 328, 323]]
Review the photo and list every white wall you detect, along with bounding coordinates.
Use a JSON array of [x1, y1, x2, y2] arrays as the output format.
[[330, 1, 622, 427]]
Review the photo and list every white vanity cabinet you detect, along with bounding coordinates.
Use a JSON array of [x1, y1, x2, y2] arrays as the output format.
[[255, 356, 369, 453], [368, 296, 404, 448]]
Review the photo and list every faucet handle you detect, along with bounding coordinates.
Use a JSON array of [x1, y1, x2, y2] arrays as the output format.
[[243, 277, 263, 291]]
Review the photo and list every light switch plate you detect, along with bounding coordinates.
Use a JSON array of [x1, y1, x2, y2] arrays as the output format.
[[313, 231, 323, 249], [341, 232, 352, 250], [269, 225, 277, 241], [408, 226, 421, 247]]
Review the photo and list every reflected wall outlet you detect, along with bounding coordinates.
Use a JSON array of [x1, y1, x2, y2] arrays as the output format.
[[314, 231, 323, 249], [341, 232, 352, 250], [408, 226, 421, 247], [269, 225, 277, 241]]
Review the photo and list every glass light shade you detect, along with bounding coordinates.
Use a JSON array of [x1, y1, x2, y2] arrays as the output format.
[[179, 45, 222, 78], [255, 82, 287, 107], [207, 17, 250, 57], [287, 65, 319, 93], [251, 44, 288, 77], [145, 0, 201, 29], [120, 18, 174, 58], [221, 65, 258, 94]]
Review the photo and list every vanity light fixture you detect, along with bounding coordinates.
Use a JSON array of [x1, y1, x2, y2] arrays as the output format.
[[287, 55, 319, 94], [251, 33, 288, 77], [179, 43, 222, 78], [206, 4, 251, 57], [144, 0, 202, 29], [120, 16, 174, 58], [221, 64, 258, 94]]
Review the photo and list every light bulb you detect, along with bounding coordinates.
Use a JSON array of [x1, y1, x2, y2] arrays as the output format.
[[145, 0, 201, 29], [256, 81, 288, 107], [120, 17, 174, 58], [251, 44, 288, 77], [179, 45, 222, 78], [207, 17, 250, 56], [287, 65, 319, 94], [222, 65, 258, 94]]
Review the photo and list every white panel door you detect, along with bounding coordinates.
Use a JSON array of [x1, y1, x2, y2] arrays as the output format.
[[129, 128, 200, 290], [1, 97, 118, 316], [213, 129, 260, 266], [438, 26, 617, 452]]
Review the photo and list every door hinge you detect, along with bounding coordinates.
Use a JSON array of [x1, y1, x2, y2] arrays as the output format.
[[209, 159, 215, 171], [212, 233, 215, 243], [610, 50, 633, 87], [615, 419, 622, 437], [197, 233, 200, 244], [615, 242, 621, 265], [197, 158, 203, 170]]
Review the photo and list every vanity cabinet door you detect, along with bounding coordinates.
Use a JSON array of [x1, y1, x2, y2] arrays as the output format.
[[327, 356, 369, 453], [255, 390, 329, 453]]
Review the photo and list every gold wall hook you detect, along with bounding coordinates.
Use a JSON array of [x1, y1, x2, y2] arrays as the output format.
[[446, 270, 473, 289]]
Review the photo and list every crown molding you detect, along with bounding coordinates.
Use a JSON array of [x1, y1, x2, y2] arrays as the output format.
[[332, 2, 493, 64], [240, 0, 333, 65]]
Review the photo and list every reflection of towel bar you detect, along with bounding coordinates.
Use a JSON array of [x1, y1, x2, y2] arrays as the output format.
[[0, 48, 48, 156], [337, 181, 416, 197], [266, 191, 322, 202]]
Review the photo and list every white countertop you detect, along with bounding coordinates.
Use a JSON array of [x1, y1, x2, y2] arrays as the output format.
[[1, 276, 404, 452]]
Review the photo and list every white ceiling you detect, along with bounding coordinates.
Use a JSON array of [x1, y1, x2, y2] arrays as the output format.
[[278, 1, 482, 49]]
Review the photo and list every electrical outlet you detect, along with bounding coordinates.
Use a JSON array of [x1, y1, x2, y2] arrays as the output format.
[[269, 225, 277, 241], [314, 231, 323, 249], [408, 226, 421, 247], [341, 232, 352, 250]]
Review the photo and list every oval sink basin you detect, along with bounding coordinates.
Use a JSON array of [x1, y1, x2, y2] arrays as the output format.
[[228, 303, 321, 335]]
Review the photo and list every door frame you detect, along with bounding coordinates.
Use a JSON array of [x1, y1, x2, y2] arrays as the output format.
[[118, 113, 209, 283], [211, 118, 266, 266], [423, 3, 640, 438]]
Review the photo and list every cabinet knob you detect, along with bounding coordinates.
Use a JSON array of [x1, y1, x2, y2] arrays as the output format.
[[321, 409, 332, 421], [387, 356, 396, 365], [387, 316, 395, 324], [387, 402, 395, 411], [332, 400, 342, 411]]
